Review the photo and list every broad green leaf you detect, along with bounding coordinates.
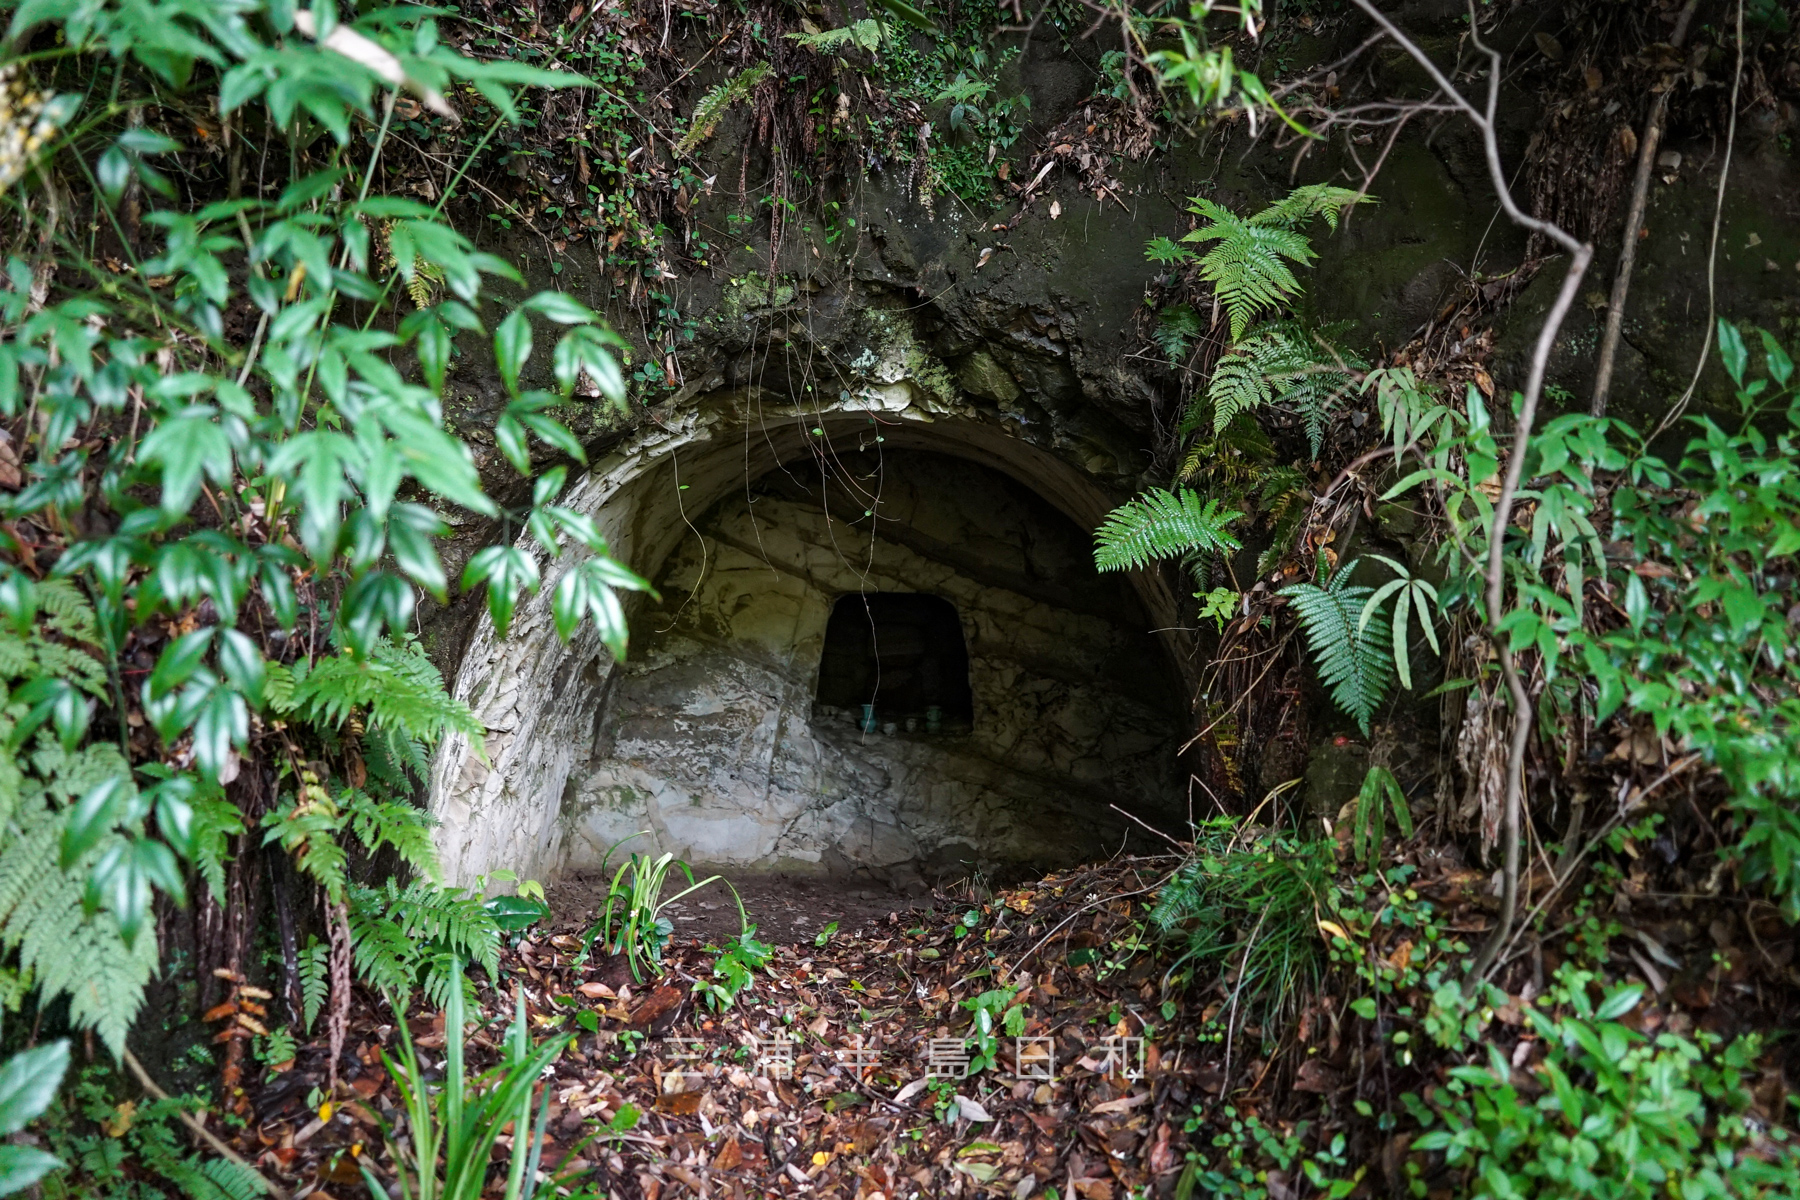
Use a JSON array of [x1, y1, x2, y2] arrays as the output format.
[[494, 308, 532, 394], [137, 406, 233, 516], [524, 291, 597, 324], [192, 688, 248, 782], [149, 628, 214, 700], [62, 777, 130, 870], [1593, 984, 1644, 1021], [0, 1041, 68, 1134], [0, 1144, 64, 1194], [1717, 318, 1747, 386], [1759, 328, 1793, 387], [217, 627, 267, 706], [388, 514, 447, 600]]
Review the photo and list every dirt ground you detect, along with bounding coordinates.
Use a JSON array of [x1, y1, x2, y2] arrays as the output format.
[[546, 869, 936, 946]]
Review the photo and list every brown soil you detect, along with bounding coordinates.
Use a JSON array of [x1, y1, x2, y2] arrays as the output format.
[[546, 869, 936, 947]]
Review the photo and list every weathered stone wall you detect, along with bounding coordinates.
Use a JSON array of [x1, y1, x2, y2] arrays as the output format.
[[427, 380, 1191, 885], [559, 449, 1184, 885], [424, 5, 1800, 883]]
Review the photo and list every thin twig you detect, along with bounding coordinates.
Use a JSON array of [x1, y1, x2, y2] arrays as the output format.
[[1006, 879, 1170, 984], [1652, 0, 1745, 440], [1589, 0, 1700, 415], [1109, 804, 1189, 851], [123, 1048, 291, 1200], [1487, 754, 1702, 974], [1348, 0, 1593, 984]]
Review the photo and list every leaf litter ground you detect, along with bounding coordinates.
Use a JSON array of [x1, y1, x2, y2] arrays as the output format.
[[233, 842, 1797, 1199]]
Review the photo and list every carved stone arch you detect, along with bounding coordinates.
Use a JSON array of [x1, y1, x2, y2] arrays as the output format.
[[428, 381, 1191, 884]]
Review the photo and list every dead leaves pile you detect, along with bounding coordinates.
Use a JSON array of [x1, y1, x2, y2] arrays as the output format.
[[232, 857, 1241, 1199], [229, 831, 1800, 1200]]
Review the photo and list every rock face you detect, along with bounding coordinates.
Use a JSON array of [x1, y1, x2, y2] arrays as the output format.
[[424, 7, 1800, 883], [427, 382, 1190, 886], [561, 450, 1184, 885]]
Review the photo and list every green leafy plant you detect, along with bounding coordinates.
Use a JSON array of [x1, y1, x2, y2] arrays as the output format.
[[1147, 185, 1367, 341], [0, 1042, 68, 1195], [677, 64, 772, 153], [787, 19, 884, 55], [1377, 323, 1800, 921], [0, 0, 656, 1065], [1198, 587, 1239, 632], [36, 1061, 266, 1200], [693, 926, 772, 1011], [1406, 966, 1800, 1199], [1148, 820, 1334, 1032], [1093, 491, 1243, 573], [1572, 325, 1800, 919], [586, 834, 743, 981], [1176, 1104, 1358, 1200], [0, 692, 163, 1055], [1358, 555, 1442, 691], [959, 986, 1026, 1075], [1283, 559, 1394, 735], [1155, 303, 1205, 362], [1349, 766, 1414, 866], [366, 962, 575, 1200], [1200, 320, 1366, 457], [346, 879, 502, 1009]]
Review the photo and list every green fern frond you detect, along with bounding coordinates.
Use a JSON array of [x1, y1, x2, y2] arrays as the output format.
[[1094, 490, 1244, 573], [280, 637, 479, 746], [786, 18, 881, 53], [299, 936, 330, 1035], [0, 579, 108, 698], [363, 724, 428, 788], [347, 890, 418, 1000], [1183, 202, 1311, 341], [1205, 320, 1365, 455], [0, 741, 156, 1057], [1282, 560, 1393, 735], [1205, 342, 1278, 433], [383, 880, 501, 977], [1249, 183, 1369, 230], [677, 63, 772, 154], [346, 879, 502, 1004], [1155, 303, 1204, 363], [1172, 187, 1373, 341], [343, 789, 438, 875]]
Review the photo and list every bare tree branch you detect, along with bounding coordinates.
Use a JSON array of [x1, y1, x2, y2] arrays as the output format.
[[1653, 0, 1746, 440], [1348, 0, 1593, 983], [1590, 0, 1700, 416]]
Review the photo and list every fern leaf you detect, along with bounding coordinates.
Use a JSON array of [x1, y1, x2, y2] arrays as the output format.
[[677, 63, 772, 154], [347, 888, 420, 1000], [344, 790, 439, 875], [299, 937, 330, 1035], [1155, 303, 1203, 364], [1205, 321, 1365, 454], [1094, 490, 1244, 573], [197, 1157, 271, 1200], [1173, 187, 1374, 341], [285, 638, 479, 745], [0, 740, 154, 1058], [1205, 345, 1276, 433], [1182, 199, 1312, 340], [1282, 561, 1393, 734], [1250, 183, 1369, 230], [786, 19, 881, 53]]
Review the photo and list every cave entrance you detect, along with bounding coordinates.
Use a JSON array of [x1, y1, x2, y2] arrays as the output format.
[[547, 447, 1189, 884], [815, 593, 974, 732], [430, 404, 1198, 888]]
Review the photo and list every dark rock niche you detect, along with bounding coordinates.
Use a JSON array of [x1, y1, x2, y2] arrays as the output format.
[[555, 449, 1188, 887]]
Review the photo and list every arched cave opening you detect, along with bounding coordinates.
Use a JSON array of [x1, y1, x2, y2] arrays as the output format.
[[553, 446, 1190, 887], [815, 593, 975, 732]]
